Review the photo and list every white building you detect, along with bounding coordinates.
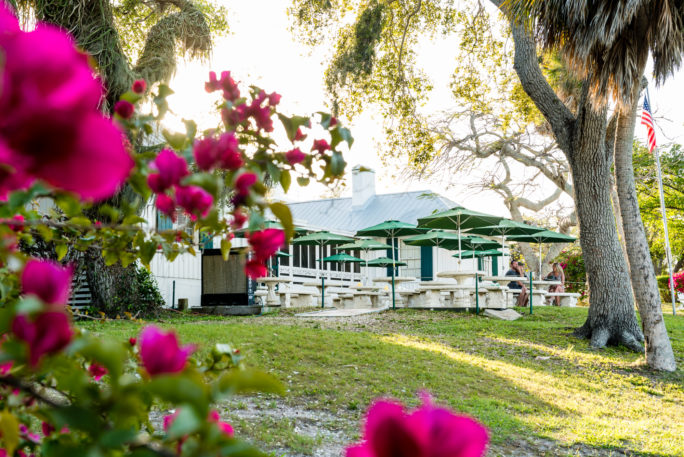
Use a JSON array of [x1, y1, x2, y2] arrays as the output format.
[[145, 166, 502, 308]]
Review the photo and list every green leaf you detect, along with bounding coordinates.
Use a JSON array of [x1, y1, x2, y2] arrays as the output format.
[[123, 215, 147, 225], [55, 243, 68, 261], [77, 337, 126, 381], [330, 151, 347, 177], [129, 172, 151, 201], [278, 114, 311, 142], [216, 367, 284, 396], [157, 84, 174, 99], [120, 91, 142, 104], [139, 241, 157, 268], [338, 127, 354, 147], [162, 129, 187, 151], [183, 173, 220, 198], [319, 112, 333, 129], [99, 428, 137, 448], [296, 176, 310, 187], [0, 411, 19, 455], [280, 169, 291, 193], [16, 296, 43, 314], [147, 375, 208, 416], [183, 119, 198, 141], [269, 202, 294, 240], [166, 407, 202, 440], [220, 239, 231, 261], [69, 216, 92, 227], [48, 405, 105, 434]]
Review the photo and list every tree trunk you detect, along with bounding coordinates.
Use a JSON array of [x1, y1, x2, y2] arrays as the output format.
[[84, 247, 139, 315], [569, 92, 644, 350], [504, 15, 644, 350], [612, 74, 676, 370]]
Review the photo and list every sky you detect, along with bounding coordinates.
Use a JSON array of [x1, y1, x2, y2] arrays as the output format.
[[164, 0, 684, 219]]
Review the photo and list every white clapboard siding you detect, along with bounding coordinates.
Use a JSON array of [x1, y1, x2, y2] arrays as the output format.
[[68, 270, 91, 310]]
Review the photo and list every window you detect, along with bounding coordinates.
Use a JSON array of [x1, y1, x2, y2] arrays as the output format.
[[281, 245, 290, 266], [401, 243, 422, 279], [156, 208, 194, 237]]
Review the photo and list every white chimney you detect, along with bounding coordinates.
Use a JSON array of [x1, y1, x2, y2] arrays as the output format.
[[352, 165, 376, 208]]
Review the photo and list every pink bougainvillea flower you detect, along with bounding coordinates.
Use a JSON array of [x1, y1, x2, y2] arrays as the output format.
[[268, 92, 281, 107], [217, 132, 243, 170], [0, 361, 13, 375], [285, 147, 306, 165], [41, 421, 54, 437], [205, 71, 240, 101], [175, 185, 213, 220], [205, 71, 221, 92], [88, 362, 107, 381], [132, 79, 147, 94], [21, 259, 72, 305], [129, 337, 137, 346], [163, 410, 179, 432], [244, 259, 268, 279], [235, 172, 257, 197], [12, 311, 73, 367], [231, 209, 247, 229], [19, 424, 41, 444], [155, 194, 176, 222], [293, 128, 307, 142], [114, 100, 135, 119], [250, 104, 273, 132], [346, 395, 488, 457], [0, 9, 133, 201], [208, 410, 234, 437], [329, 117, 338, 127], [248, 229, 285, 261], [148, 149, 189, 193], [311, 139, 330, 155], [138, 326, 195, 376], [193, 136, 220, 171]]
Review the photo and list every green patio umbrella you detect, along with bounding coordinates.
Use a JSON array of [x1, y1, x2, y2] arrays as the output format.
[[465, 219, 544, 273], [417, 207, 503, 265], [462, 235, 503, 251], [456, 249, 504, 258], [322, 252, 365, 286], [404, 230, 468, 272], [271, 250, 291, 277], [292, 231, 355, 308], [366, 257, 408, 310], [337, 238, 393, 284], [356, 220, 427, 276], [234, 220, 308, 237], [506, 230, 576, 277]]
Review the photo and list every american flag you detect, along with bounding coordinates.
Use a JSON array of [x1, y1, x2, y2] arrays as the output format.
[[641, 92, 656, 153]]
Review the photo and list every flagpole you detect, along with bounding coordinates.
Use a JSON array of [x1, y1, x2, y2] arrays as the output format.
[[647, 87, 677, 316]]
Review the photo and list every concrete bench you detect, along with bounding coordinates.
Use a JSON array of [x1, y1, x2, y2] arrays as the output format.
[[545, 292, 581, 307]]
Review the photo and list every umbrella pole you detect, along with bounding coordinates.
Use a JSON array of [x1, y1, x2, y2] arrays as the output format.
[[391, 263, 396, 310], [458, 225, 462, 271], [538, 243, 542, 279]]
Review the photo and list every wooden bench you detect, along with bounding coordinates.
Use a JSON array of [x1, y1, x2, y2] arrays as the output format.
[[545, 292, 580, 307]]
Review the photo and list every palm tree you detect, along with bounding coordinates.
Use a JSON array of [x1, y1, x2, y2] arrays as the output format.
[[499, 0, 678, 370]]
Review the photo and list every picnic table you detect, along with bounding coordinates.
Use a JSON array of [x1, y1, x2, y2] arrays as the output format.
[[436, 270, 487, 286], [257, 277, 292, 308], [373, 276, 415, 307], [484, 276, 562, 307]]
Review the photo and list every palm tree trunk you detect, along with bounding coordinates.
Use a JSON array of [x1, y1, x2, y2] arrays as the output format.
[[612, 74, 676, 370], [567, 92, 644, 350], [506, 18, 644, 350]]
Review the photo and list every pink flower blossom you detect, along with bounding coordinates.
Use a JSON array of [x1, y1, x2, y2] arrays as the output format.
[[250, 105, 273, 132], [155, 194, 176, 221], [114, 100, 135, 119], [208, 410, 234, 437], [0, 7, 133, 200], [311, 139, 330, 155], [129, 337, 137, 346], [231, 209, 247, 229], [12, 311, 73, 367], [175, 185, 213, 220], [329, 117, 338, 127], [235, 172, 257, 197], [132, 79, 147, 94], [193, 137, 220, 171], [41, 422, 54, 437], [217, 132, 243, 170], [268, 92, 281, 106], [0, 361, 13, 375], [19, 424, 41, 443], [346, 395, 488, 457], [138, 326, 194, 376], [294, 128, 307, 142], [88, 362, 107, 381], [148, 149, 189, 193], [244, 259, 268, 279], [205, 71, 240, 101], [21, 259, 72, 305], [286, 147, 306, 165], [248, 229, 285, 261]]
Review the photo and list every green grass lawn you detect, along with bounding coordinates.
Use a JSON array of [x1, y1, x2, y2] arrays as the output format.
[[81, 307, 684, 456]]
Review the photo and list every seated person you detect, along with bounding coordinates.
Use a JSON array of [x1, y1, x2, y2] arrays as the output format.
[[505, 260, 529, 307], [545, 262, 565, 306]]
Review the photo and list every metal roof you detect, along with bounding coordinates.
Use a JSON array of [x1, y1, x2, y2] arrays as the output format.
[[287, 190, 458, 235]]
